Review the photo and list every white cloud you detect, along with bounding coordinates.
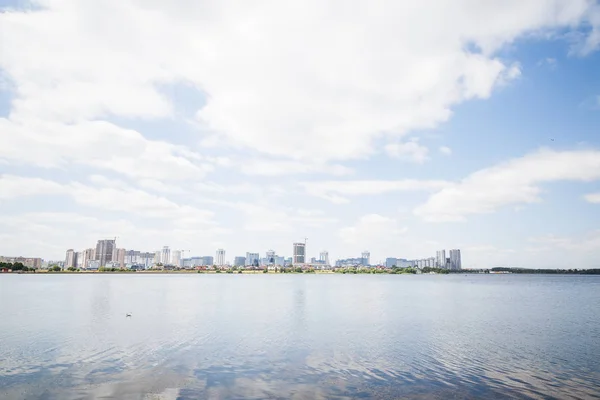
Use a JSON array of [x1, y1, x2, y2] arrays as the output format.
[[1, 1, 600, 265], [69, 183, 215, 223], [569, 5, 600, 56], [302, 179, 451, 204], [584, 192, 600, 203], [384, 138, 429, 163], [0, 211, 229, 259], [537, 57, 557, 68], [439, 146, 453, 155], [239, 159, 353, 177], [88, 175, 128, 189], [1, 0, 598, 162], [0, 174, 64, 199], [0, 175, 216, 225], [339, 214, 407, 258], [229, 203, 337, 232], [528, 231, 600, 253], [415, 148, 600, 222], [0, 119, 212, 181]]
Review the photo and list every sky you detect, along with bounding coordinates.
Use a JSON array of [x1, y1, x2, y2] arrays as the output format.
[[1, 0, 600, 268]]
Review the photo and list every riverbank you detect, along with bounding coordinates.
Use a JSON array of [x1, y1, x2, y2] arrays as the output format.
[[1, 269, 337, 274]]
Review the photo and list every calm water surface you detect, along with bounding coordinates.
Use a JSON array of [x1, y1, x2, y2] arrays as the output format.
[[1, 274, 599, 399]]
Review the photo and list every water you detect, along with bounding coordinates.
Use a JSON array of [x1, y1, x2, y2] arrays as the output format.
[[1, 274, 599, 400]]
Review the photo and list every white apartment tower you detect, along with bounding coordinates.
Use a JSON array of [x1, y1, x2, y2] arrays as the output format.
[[216, 249, 226, 266], [116, 248, 126, 268], [293, 242, 306, 265], [436, 250, 447, 269], [172, 250, 182, 267], [95, 239, 116, 267], [449, 249, 462, 270], [65, 249, 77, 269], [161, 246, 171, 265], [81, 248, 95, 269], [361, 251, 370, 266], [319, 250, 330, 266]]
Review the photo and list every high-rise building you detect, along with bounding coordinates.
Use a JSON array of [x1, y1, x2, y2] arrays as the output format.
[[95, 239, 116, 267], [154, 250, 161, 265], [116, 248, 126, 268], [436, 250, 447, 269], [234, 256, 246, 267], [171, 250, 182, 267], [161, 246, 171, 265], [76, 252, 84, 269], [449, 249, 461, 270], [266, 250, 276, 264], [65, 249, 77, 268], [361, 251, 370, 266], [274, 256, 285, 266], [80, 248, 95, 269], [216, 249, 225, 266], [385, 257, 398, 268], [319, 251, 330, 266], [245, 252, 259, 266], [201, 256, 214, 266], [293, 242, 306, 265]]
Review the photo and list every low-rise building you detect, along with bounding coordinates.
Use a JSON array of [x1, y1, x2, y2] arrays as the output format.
[[0, 256, 42, 269]]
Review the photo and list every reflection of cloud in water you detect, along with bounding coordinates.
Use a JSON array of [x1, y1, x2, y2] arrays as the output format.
[[2, 275, 600, 399]]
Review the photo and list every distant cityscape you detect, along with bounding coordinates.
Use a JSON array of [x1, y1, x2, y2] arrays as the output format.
[[0, 238, 462, 271]]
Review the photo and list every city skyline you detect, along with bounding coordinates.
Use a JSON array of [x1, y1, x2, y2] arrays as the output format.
[[49, 237, 462, 270], [1, 1, 600, 269]]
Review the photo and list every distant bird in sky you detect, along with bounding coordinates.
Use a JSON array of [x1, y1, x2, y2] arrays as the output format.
[[551, 138, 555, 141], [126, 313, 132, 317]]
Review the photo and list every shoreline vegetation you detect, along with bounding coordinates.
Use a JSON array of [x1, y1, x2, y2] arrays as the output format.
[[2, 262, 600, 275]]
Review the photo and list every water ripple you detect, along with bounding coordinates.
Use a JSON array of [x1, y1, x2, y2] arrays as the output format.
[[1, 274, 599, 399]]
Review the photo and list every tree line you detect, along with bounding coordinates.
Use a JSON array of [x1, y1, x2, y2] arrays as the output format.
[[0, 262, 31, 271]]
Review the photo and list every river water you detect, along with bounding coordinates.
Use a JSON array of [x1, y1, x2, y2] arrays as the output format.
[[0, 274, 599, 399]]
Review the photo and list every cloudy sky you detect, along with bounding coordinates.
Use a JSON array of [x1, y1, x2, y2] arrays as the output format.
[[1, 0, 600, 268]]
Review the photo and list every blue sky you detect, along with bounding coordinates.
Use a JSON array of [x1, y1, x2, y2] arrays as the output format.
[[1, 0, 600, 268]]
